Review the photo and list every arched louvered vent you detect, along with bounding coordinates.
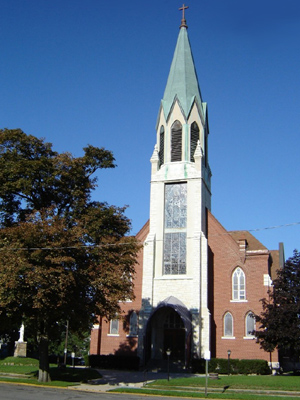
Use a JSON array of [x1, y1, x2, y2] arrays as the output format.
[[171, 120, 182, 162], [190, 122, 199, 162], [205, 130, 208, 167], [159, 126, 165, 167]]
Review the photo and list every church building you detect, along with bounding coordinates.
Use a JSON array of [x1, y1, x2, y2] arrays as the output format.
[[90, 8, 283, 370]]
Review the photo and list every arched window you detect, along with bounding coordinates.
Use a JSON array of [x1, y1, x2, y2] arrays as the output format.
[[232, 267, 246, 301], [190, 122, 199, 162], [129, 311, 138, 336], [159, 126, 165, 167], [224, 312, 233, 337], [171, 120, 182, 162], [245, 312, 255, 337]]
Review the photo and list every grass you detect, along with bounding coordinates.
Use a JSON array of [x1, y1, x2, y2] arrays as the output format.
[[113, 374, 300, 400], [114, 387, 300, 400], [146, 375, 300, 391], [0, 356, 101, 387]]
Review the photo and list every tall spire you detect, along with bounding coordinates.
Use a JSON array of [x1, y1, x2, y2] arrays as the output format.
[[161, 9, 204, 121]]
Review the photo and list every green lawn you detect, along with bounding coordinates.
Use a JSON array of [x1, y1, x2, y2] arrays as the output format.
[[0, 356, 39, 365], [114, 388, 300, 400], [0, 357, 101, 386], [147, 375, 300, 391], [114, 374, 300, 400]]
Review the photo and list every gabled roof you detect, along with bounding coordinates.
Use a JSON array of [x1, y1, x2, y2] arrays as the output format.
[[161, 26, 204, 121], [229, 230, 268, 252], [207, 211, 270, 252]]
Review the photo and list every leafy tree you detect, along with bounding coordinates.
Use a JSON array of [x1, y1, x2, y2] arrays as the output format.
[[255, 250, 300, 356], [0, 129, 140, 381]]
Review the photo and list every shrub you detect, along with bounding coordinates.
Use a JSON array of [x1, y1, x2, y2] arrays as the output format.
[[191, 358, 205, 373], [238, 359, 271, 375], [88, 354, 140, 370], [192, 357, 271, 375]]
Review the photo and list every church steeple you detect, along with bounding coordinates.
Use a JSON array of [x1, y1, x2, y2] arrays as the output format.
[[161, 9, 204, 122], [139, 7, 211, 367]]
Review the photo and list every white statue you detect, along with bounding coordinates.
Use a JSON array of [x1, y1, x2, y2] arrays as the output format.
[[18, 323, 25, 342]]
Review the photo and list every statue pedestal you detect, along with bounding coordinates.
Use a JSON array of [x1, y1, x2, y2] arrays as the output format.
[[14, 341, 27, 358]]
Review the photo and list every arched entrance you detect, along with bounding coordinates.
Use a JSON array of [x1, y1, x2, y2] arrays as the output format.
[[144, 296, 192, 367]]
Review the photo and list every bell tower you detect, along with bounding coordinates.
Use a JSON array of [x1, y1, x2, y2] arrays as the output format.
[[138, 6, 212, 365]]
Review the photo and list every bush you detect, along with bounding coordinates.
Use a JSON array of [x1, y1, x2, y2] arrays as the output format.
[[191, 358, 205, 373], [88, 355, 140, 370], [237, 359, 271, 375], [192, 357, 271, 375]]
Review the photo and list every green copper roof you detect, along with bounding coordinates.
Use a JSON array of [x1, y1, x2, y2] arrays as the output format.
[[161, 26, 203, 121]]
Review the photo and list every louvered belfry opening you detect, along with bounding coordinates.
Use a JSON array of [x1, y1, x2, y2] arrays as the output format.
[[171, 120, 182, 162], [190, 122, 199, 162], [159, 126, 165, 167]]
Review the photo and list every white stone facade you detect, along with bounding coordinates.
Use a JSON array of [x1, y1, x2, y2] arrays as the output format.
[[138, 97, 212, 362]]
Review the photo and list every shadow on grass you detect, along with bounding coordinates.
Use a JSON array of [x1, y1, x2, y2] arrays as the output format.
[[31, 367, 99, 383], [47, 367, 101, 382]]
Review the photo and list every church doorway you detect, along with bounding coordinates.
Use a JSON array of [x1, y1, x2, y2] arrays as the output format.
[[145, 305, 188, 365]]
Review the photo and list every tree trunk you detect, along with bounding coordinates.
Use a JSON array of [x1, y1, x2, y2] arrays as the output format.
[[38, 335, 51, 382]]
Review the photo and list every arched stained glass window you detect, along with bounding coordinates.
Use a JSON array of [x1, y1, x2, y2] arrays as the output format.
[[190, 122, 199, 162], [171, 121, 182, 162], [232, 267, 246, 301], [224, 312, 233, 337], [245, 312, 255, 337], [129, 311, 138, 336]]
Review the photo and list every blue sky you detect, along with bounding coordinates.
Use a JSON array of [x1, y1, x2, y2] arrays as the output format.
[[1, 0, 299, 259]]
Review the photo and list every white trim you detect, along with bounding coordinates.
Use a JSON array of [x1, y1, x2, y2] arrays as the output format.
[[155, 276, 193, 280], [221, 336, 236, 340], [230, 300, 248, 303], [246, 250, 269, 255]]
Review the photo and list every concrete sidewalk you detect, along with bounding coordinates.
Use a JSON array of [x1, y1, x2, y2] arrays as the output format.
[[75, 369, 197, 392]]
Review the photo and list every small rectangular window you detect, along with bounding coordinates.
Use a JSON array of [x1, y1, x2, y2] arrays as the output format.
[[109, 319, 119, 335]]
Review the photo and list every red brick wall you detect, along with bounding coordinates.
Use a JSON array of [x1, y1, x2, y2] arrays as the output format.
[[89, 221, 149, 355], [208, 211, 278, 363], [91, 214, 278, 364]]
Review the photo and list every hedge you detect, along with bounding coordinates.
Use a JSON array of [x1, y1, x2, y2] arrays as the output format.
[[192, 358, 271, 375], [88, 354, 140, 370]]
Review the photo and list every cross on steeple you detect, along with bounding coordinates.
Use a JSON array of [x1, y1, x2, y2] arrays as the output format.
[[179, 4, 189, 28]]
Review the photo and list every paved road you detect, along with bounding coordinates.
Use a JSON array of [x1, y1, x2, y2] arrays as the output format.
[[0, 383, 136, 400], [1, 383, 204, 400]]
